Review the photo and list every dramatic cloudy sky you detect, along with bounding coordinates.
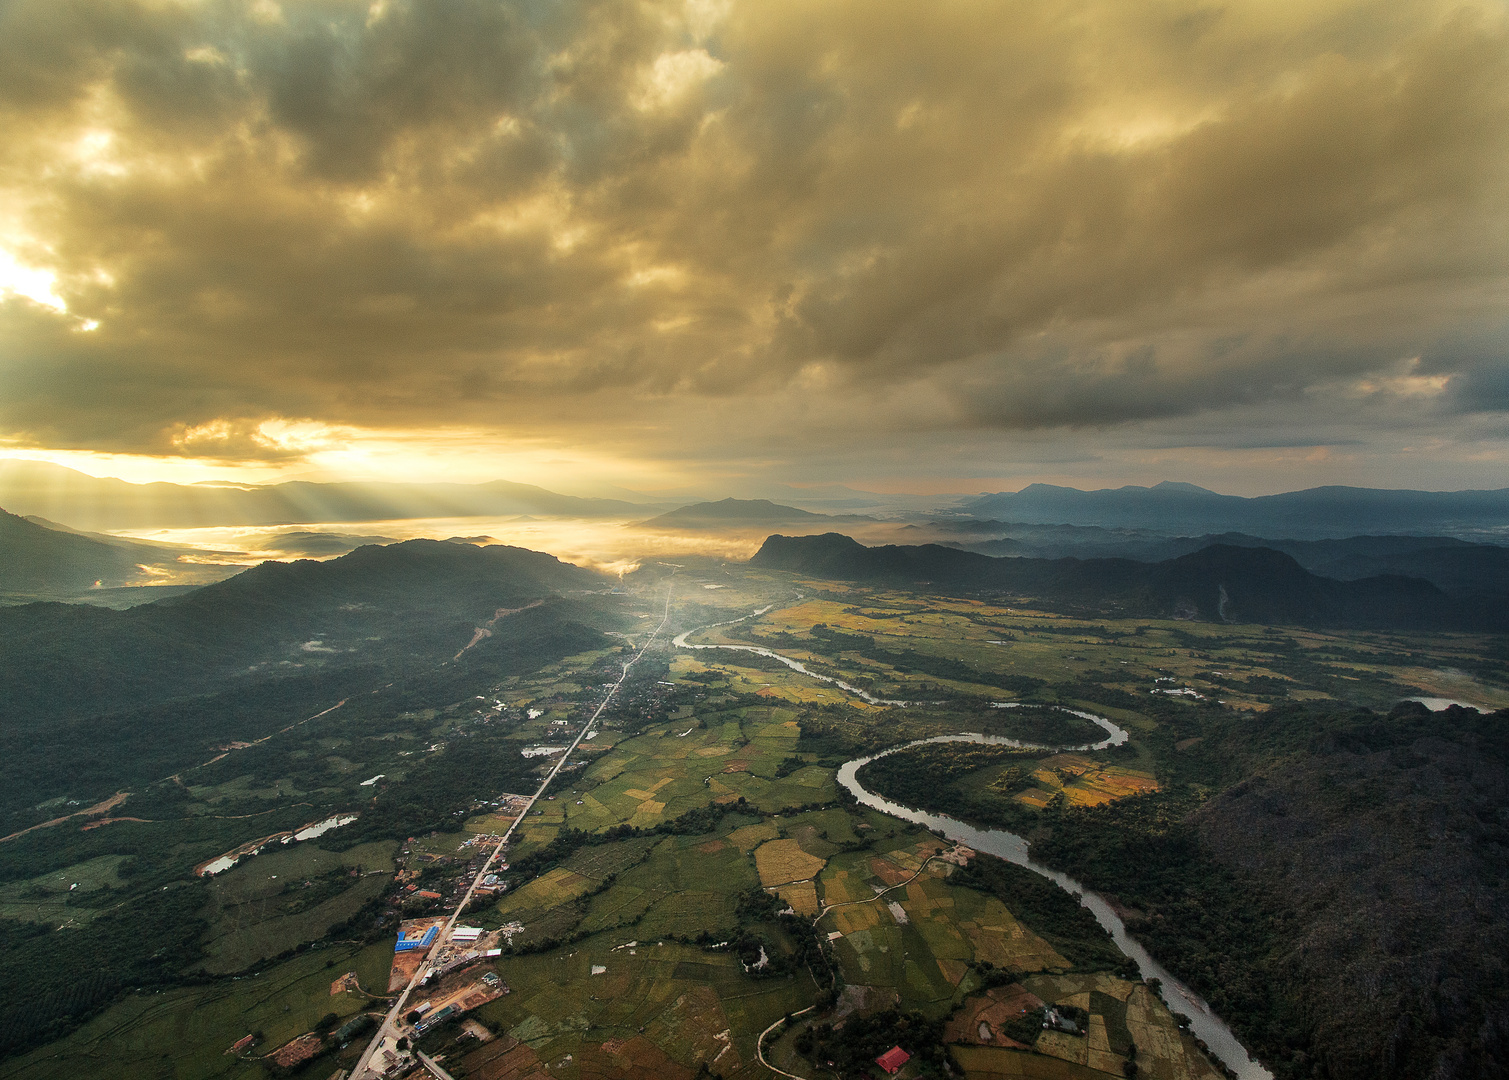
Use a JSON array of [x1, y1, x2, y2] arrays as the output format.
[[1, 0, 1507, 495]]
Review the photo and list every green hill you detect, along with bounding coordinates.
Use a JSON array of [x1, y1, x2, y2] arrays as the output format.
[[0, 507, 169, 596], [0, 539, 613, 822]]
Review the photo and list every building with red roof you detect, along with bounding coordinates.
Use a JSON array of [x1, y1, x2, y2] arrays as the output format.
[[876, 1045, 911, 1074]]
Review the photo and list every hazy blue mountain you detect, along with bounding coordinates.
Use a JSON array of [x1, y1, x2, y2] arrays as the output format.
[[961, 481, 1509, 539], [750, 532, 1499, 630], [639, 497, 839, 527], [0, 460, 654, 531], [953, 529, 1509, 595], [747, 484, 951, 514], [1294, 537, 1509, 593]]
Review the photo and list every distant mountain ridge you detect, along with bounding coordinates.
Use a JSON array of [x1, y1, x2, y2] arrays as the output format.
[[638, 497, 835, 528], [166, 536, 594, 618], [750, 532, 1502, 631], [962, 482, 1509, 539], [0, 460, 656, 531], [951, 528, 1509, 595]]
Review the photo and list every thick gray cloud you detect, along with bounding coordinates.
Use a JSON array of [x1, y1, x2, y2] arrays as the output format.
[[0, 0, 1506, 483]]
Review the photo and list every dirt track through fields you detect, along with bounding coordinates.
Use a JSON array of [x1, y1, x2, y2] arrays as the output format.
[[454, 600, 545, 660], [0, 791, 130, 844]]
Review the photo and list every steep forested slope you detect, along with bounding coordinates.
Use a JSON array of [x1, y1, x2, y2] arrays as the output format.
[[0, 507, 159, 594], [864, 701, 1509, 1080], [0, 540, 615, 827]]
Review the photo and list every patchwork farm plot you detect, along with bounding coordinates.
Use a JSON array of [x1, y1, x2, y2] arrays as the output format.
[[563, 703, 837, 839], [995, 755, 1160, 810], [815, 836, 1068, 1009], [708, 585, 1509, 716], [8, 559, 1495, 1080], [438, 576, 1296, 1080], [443, 609, 1220, 1080], [947, 974, 1228, 1080], [0, 943, 393, 1080]]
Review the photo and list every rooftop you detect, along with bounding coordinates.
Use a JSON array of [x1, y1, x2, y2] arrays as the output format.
[[876, 1046, 911, 1074]]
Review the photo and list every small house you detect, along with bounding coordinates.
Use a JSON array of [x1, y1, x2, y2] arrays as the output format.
[[876, 1046, 911, 1074]]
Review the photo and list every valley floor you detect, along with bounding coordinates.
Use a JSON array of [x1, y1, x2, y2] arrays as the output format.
[[1, 563, 1503, 1080]]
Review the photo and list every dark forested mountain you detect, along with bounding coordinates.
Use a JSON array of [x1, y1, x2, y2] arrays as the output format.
[[0, 507, 197, 596], [1265, 534, 1509, 592], [0, 459, 653, 531], [1188, 702, 1509, 1080], [0, 538, 604, 726], [0, 539, 614, 822], [961, 481, 1509, 539], [750, 532, 1504, 630], [0, 538, 639, 1060]]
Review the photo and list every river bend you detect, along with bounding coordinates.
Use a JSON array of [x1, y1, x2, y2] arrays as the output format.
[[675, 608, 1272, 1080]]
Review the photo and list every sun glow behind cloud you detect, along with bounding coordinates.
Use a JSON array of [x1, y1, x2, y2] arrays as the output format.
[[0, 424, 695, 493], [0, 249, 66, 313], [0, 0, 1506, 494]]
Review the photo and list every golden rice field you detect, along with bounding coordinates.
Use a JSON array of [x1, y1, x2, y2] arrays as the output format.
[[774, 880, 820, 916], [1005, 754, 1161, 809], [754, 838, 827, 887], [497, 866, 595, 919]]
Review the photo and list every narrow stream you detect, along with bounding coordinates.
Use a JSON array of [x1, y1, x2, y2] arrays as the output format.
[[675, 608, 1273, 1080], [672, 610, 908, 706]]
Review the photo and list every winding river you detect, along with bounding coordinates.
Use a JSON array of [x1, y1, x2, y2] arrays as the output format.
[[839, 745, 1270, 1080], [672, 607, 908, 706], [676, 609, 1273, 1080]]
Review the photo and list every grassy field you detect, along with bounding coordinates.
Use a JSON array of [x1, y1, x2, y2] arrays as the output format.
[[196, 840, 397, 973], [0, 944, 386, 1080], [753, 838, 826, 887], [716, 585, 1509, 714], [561, 699, 836, 841], [473, 937, 815, 1077], [0, 854, 129, 927], [201, 876, 388, 975]]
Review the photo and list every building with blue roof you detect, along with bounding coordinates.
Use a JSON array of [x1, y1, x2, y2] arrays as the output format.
[[395, 924, 439, 953]]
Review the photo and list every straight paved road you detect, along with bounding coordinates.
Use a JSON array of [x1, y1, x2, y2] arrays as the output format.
[[350, 578, 676, 1078]]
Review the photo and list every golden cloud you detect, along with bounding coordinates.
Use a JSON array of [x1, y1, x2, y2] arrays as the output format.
[[0, 0, 1505, 477]]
